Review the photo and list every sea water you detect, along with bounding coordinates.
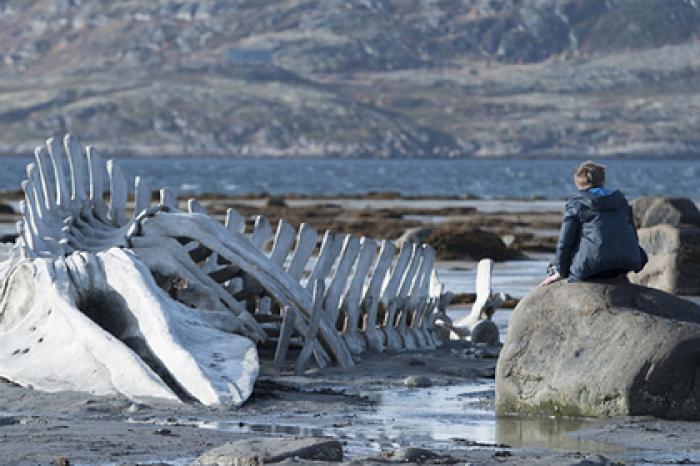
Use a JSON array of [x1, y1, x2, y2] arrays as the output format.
[[0, 157, 698, 200]]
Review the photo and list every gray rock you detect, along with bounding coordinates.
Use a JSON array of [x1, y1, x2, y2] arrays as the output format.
[[395, 227, 433, 249], [0, 233, 18, 243], [469, 320, 500, 346], [126, 402, 149, 413], [496, 280, 700, 419], [631, 196, 700, 228], [0, 415, 19, 426], [266, 196, 288, 208], [629, 224, 700, 295], [194, 437, 343, 465], [353, 447, 458, 464], [403, 375, 432, 388], [397, 225, 520, 261], [392, 447, 458, 464], [570, 454, 622, 466]]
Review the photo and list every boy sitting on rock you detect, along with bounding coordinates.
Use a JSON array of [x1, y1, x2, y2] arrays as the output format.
[[540, 161, 647, 286]]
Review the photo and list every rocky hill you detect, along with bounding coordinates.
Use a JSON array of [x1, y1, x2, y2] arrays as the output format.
[[1, 0, 700, 157]]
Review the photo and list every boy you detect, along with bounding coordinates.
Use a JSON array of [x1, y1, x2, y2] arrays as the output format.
[[540, 161, 647, 286]]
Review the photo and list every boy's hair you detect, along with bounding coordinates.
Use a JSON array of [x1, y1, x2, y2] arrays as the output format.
[[574, 161, 606, 190]]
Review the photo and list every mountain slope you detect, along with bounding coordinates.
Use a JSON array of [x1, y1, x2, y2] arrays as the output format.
[[1, 0, 699, 157]]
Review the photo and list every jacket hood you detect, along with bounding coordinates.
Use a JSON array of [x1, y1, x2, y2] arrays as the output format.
[[573, 189, 627, 211]]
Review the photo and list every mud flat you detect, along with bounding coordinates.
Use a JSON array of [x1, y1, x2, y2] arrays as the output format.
[[1, 343, 700, 465], [0, 192, 565, 258]]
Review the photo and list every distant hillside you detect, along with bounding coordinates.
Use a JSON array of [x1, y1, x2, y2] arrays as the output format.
[[1, 0, 700, 157]]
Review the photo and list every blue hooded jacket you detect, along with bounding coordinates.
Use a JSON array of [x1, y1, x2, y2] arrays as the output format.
[[554, 188, 647, 281]]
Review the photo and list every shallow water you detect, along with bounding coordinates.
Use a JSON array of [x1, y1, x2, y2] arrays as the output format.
[[137, 258, 604, 459], [238, 197, 567, 213], [131, 383, 617, 459], [438, 255, 549, 299]]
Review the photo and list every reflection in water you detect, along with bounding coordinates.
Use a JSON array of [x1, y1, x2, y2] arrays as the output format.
[[496, 415, 621, 453], [132, 384, 620, 458]]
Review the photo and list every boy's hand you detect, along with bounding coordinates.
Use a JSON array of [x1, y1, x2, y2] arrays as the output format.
[[539, 272, 562, 287]]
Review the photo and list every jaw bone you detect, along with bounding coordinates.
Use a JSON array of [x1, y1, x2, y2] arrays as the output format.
[[0, 249, 258, 406], [1, 134, 261, 406]]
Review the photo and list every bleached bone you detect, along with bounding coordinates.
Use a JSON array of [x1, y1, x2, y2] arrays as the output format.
[[134, 176, 152, 216], [46, 137, 70, 209], [34, 146, 57, 212], [64, 134, 87, 203], [361, 240, 395, 352], [0, 252, 257, 406], [107, 160, 128, 227], [186, 200, 221, 273], [251, 216, 273, 250], [188, 198, 207, 214], [135, 212, 353, 368], [2, 134, 454, 405], [409, 245, 436, 348], [273, 306, 296, 376], [225, 208, 246, 234], [448, 258, 504, 345], [296, 280, 325, 375], [306, 230, 341, 290], [286, 224, 318, 280], [325, 235, 361, 327], [341, 237, 377, 354], [392, 244, 423, 349], [160, 188, 178, 209], [270, 220, 296, 267], [380, 242, 414, 350]]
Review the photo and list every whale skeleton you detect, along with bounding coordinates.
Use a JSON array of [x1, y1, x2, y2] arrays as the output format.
[[0, 134, 489, 406]]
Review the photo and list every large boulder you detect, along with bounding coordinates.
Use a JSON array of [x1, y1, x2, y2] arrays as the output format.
[[496, 280, 700, 419], [629, 224, 700, 295], [630, 196, 700, 228]]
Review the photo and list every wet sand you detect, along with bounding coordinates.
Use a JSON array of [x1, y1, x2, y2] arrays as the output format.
[[1, 194, 700, 465], [2, 346, 700, 465]]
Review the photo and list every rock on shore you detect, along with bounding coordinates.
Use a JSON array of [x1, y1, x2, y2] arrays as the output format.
[[396, 225, 522, 261], [630, 224, 700, 295], [631, 197, 700, 229], [630, 197, 700, 294], [194, 437, 343, 465], [496, 280, 700, 419]]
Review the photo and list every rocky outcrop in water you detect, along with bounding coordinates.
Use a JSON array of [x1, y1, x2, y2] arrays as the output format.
[[629, 197, 700, 295], [395, 225, 521, 261], [496, 280, 700, 419]]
